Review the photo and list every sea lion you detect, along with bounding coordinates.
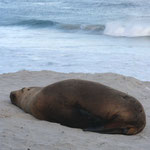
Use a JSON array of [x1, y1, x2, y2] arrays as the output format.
[[10, 79, 146, 135]]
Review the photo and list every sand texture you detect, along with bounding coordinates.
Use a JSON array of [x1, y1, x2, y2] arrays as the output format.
[[0, 70, 150, 150]]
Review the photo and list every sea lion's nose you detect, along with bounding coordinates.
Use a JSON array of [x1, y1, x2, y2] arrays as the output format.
[[10, 92, 16, 104]]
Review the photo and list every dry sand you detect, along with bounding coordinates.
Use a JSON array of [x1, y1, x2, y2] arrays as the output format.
[[0, 70, 150, 150]]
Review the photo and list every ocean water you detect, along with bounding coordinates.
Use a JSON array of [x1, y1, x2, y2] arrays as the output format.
[[0, 0, 150, 81]]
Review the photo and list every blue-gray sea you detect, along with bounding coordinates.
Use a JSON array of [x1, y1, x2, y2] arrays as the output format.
[[0, 0, 150, 81]]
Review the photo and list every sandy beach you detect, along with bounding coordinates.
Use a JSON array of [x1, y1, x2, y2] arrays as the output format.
[[0, 70, 150, 150]]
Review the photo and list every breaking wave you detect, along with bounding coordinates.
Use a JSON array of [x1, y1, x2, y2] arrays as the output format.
[[5, 19, 150, 37]]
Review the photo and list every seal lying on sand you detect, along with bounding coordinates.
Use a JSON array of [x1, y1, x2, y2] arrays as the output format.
[[10, 79, 146, 135]]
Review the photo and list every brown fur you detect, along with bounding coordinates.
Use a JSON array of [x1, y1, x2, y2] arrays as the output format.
[[10, 79, 146, 135]]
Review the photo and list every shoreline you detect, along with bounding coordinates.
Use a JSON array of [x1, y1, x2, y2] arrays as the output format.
[[0, 70, 150, 150], [1, 69, 150, 82]]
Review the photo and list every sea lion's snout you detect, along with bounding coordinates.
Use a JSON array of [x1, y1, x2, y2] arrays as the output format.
[[10, 91, 17, 105]]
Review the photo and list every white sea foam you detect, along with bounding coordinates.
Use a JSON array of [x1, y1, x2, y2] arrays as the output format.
[[104, 22, 150, 37]]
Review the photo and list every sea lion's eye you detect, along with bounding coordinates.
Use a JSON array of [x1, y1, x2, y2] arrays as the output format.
[[27, 88, 30, 91], [21, 88, 25, 92]]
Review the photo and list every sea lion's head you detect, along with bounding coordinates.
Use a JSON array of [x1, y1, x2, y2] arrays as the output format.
[[10, 87, 38, 107]]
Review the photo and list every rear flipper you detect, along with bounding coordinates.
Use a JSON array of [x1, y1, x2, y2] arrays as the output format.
[[83, 126, 129, 134]]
